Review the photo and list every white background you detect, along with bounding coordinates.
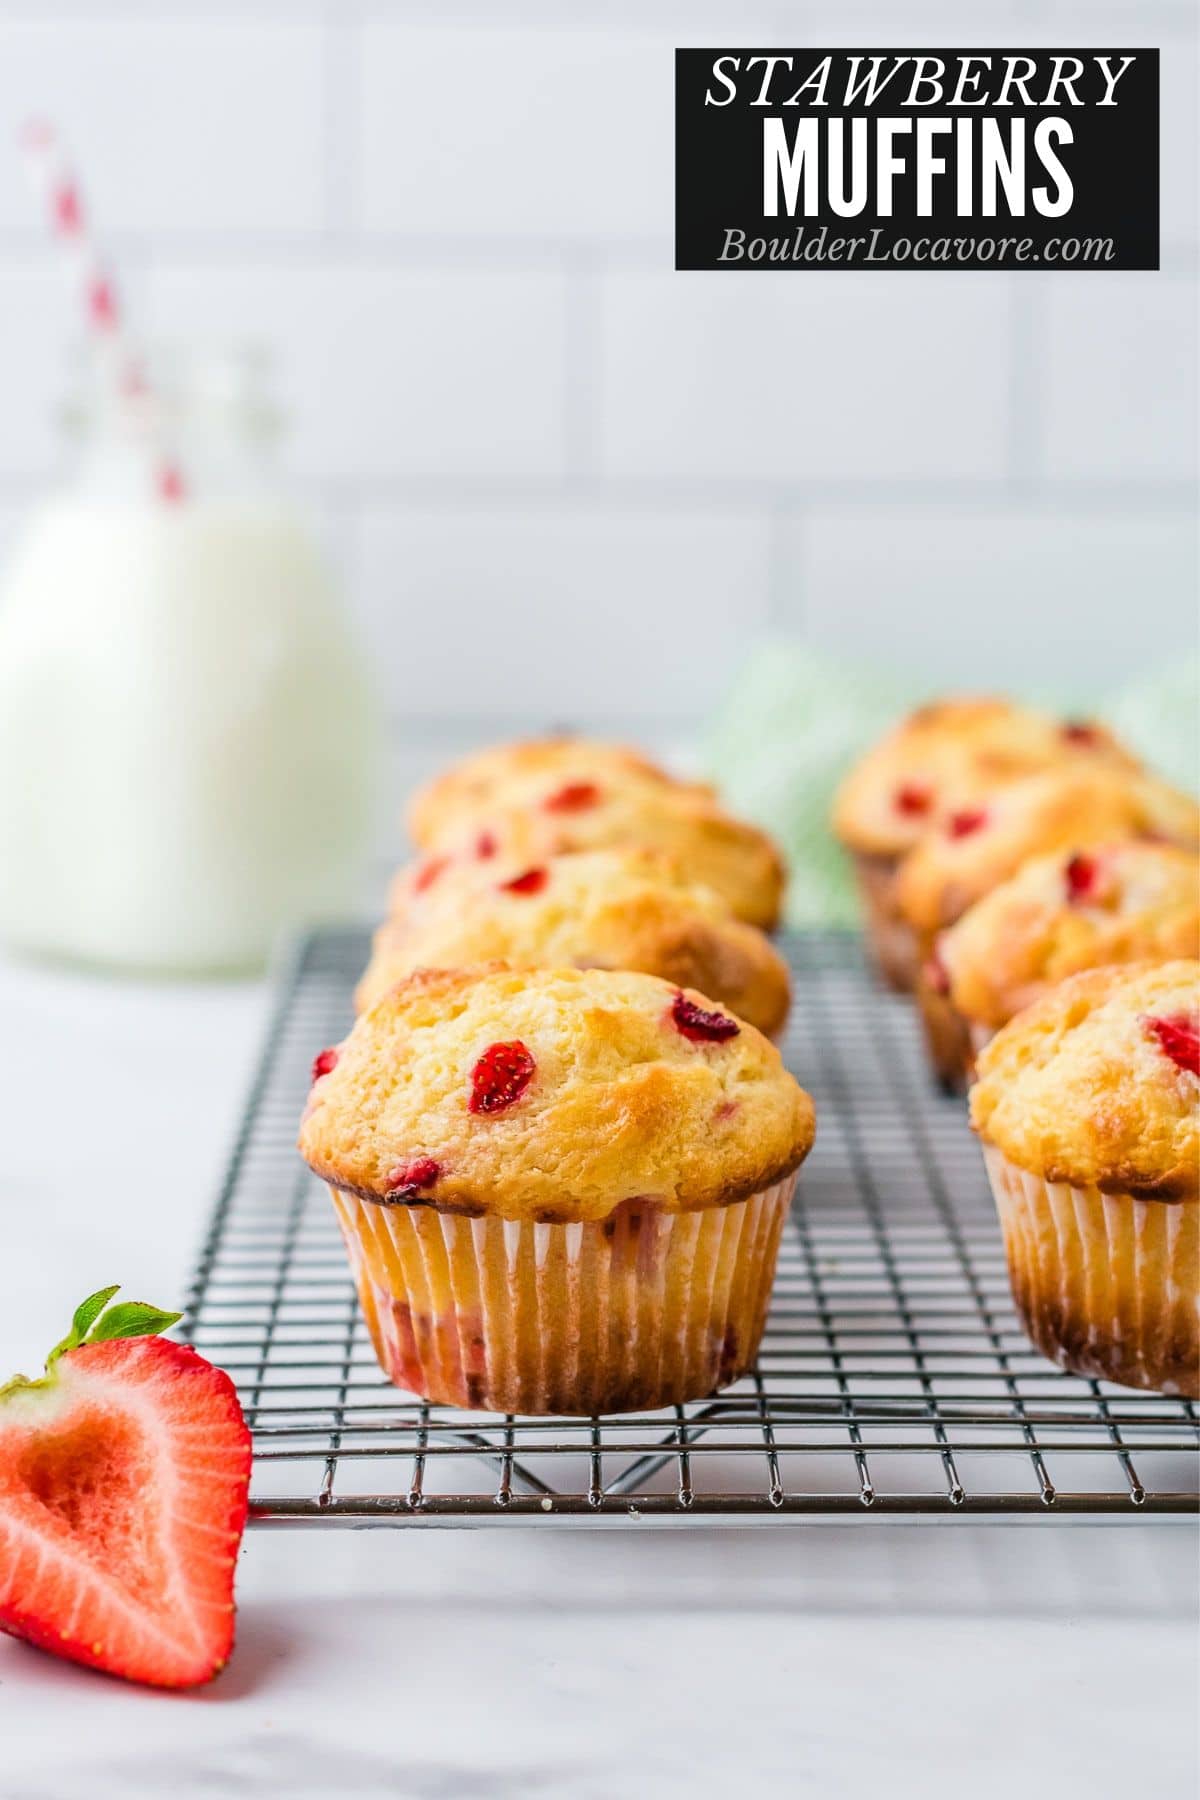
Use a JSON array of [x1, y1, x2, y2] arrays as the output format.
[[0, 0, 1194, 744]]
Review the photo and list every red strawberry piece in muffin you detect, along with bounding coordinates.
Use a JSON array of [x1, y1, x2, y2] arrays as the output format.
[[543, 780, 601, 814], [1142, 1012, 1200, 1079], [894, 782, 933, 817], [670, 992, 740, 1043], [1065, 852, 1099, 903], [384, 1156, 443, 1199], [468, 1041, 537, 1114], [499, 867, 549, 896]]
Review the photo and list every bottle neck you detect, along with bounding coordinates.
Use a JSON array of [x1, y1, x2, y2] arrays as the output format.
[[65, 347, 283, 503]]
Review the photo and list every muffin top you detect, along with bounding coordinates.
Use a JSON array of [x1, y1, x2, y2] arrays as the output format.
[[895, 766, 1199, 936], [413, 782, 786, 931], [408, 736, 713, 850], [971, 961, 1199, 1199], [300, 964, 815, 1221], [359, 848, 792, 1038], [831, 696, 1138, 859], [941, 842, 1200, 1030]]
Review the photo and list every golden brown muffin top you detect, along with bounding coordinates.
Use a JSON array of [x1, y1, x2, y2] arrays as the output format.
[[387, 840, 669, 924], [411, 783, 786, 932], [359, 848, 792, 1038], [300, 964, 815, 1221], [894, 766, 1199, 936], [831, 696, 1138, 859], [408, 736, 713, 849], [971, 961, 1200, 1199], [940, 843, 1200, 1030]]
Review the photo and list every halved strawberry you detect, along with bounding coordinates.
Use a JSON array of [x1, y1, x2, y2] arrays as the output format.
[[0, 1287, 251, 1689]]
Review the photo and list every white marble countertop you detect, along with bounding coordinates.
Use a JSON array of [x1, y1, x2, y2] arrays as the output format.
[[0, 949, 1195, 1799]]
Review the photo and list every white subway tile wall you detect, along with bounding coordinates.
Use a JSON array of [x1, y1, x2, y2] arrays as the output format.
[[0, 19, 328, 237], [0, 1, 1194, 742], [142, 264, 572, 481], [357, 24, 676, 243], [598, 272, 1014, 483], [1042, 275, 1199, 483], [356, 500, 773, 725], [793, 508, 1200, 688]]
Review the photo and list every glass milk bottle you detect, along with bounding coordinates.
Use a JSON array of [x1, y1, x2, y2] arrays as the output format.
[[0, 347, 381, 973]]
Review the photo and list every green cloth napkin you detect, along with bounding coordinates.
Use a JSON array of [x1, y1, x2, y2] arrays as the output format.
[[704, 642, 1199, 927]]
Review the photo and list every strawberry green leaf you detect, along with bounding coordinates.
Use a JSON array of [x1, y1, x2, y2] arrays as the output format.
[[87, 1302, 182, 1344], [46, 1284, 122, 1369], [73, 1284, 122, 1339], [3, 1287, 184, 1405]]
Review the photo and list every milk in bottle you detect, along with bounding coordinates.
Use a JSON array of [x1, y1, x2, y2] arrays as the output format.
[[0, 348, 380, 973]]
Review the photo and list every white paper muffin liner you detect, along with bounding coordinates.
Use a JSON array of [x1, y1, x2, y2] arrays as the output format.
[[914, 965, 972, 1091], [982, 1144, 1199, 1397], [851, 851, 918, 993], [328, 1173, 797, 1414]]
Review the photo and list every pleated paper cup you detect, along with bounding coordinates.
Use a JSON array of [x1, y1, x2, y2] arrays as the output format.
[[850, 851, 918, 993], [957, 1021, 995, 1086], [982, 1144, 1199, 1397], [328, 1174, 796, 1415], [914, 969, 973, 1093]]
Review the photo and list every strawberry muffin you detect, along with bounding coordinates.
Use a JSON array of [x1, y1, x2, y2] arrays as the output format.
[[413, 780, 786, 932], [358, 848, 791, 1039], [300, 964, 815, 1414], [972, 962, 1199, 1395], [896, 766, 1200, 1089], [939, 843, 1200, 1067], [409, 736, 713, 851], [831, 698, 1138, 991]]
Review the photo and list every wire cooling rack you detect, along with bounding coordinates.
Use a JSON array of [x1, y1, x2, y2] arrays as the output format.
[[183, 928, 1198, 1526]]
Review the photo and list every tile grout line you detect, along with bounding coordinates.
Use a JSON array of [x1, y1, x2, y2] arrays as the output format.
[[0, 472, 1194, 513]]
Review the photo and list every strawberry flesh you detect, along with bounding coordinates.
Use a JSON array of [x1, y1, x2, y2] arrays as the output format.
[[1064, 853, 1099, 904], [413, 855, 449, 894], [894, 782, 933, 817], [311, 1046, 338, 1083], [500, 866, 549, 896], [384, 1156, 442, 1200], [468, 1041, 536, 1114], [671, 993, 740, 1043], [0, 1338, 250, 1689], [475, 830, 498, 860], [1142, 1013, 1200, 1078], [948, 808, 987, 839], [543, 781, 600, 814]]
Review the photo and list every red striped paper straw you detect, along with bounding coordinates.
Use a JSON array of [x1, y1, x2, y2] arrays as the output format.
[[20, 118, 186, 503]]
